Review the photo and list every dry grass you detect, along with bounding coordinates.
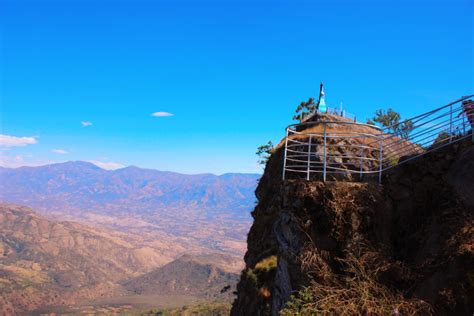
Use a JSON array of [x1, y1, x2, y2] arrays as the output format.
[[324, 185, 359, 241], [299, 244, 333, 282], [282, 248, 433, 316], [245, 255, 278, 287], [288, 185, 432, 315], [0, 264, 52, 286]]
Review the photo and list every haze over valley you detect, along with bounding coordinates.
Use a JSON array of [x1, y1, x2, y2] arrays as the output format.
[[0, 162, 259, 314]]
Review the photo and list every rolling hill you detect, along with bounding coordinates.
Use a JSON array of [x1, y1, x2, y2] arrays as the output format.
[[0, 203, 160, 313], [0, 204, 242, 315], [123, 254, 239, 299]]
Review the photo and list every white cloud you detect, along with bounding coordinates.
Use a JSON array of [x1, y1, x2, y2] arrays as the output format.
[[0, 134, 38, 147], [89, 160, 125, 170], [52, 149, 68, 154], [81, 121, 93, 127], [151, 112, 174, 117]]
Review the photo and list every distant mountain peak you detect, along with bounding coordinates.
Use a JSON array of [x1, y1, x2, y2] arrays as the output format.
[[0, 161, 259, 215], [48, 160, 104, 169]]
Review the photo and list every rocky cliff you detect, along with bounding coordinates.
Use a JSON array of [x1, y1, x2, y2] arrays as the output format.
[[232, 135, 473, 315]]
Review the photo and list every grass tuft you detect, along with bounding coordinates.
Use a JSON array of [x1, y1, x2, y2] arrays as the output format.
[[281, 249, 432, 316]]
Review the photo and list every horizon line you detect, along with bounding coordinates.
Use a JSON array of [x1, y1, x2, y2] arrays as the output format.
[[0, 160, 263, 176]]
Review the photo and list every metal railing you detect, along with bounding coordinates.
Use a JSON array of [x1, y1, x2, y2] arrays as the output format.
[[376, 95, 474, 172], [282, 95, 474, 183], [301, 107, 357, 123], [326, 107, 357, 122]]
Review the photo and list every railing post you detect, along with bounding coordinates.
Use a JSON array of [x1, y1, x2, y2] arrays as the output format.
[[468, 105, 474, 142], [306, 135, 312, 180], [378, 132, 383, 184], [450, 104, 453, 143], [471, 110, 474, 142], [323, 124, 327, 182], [463, 113, 466, 135], [282, 128, 289, 180], [360, 136, 364, 181]]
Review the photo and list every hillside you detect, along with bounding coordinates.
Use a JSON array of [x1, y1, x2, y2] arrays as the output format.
[[124, 254, 239, 299], [0, 204, 171, 313], [0, 203, 169, 279], [232, 136, 474, 315], [0, 204, 242, 315]]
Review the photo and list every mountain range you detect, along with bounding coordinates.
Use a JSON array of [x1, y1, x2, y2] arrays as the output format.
[[0, 161, 259, 217], [0, 161, 260, 256]]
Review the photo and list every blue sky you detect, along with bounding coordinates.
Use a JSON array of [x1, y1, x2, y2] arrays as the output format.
[[1, 0, 472, 174]]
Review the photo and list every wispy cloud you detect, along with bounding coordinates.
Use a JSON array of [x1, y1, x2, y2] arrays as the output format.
[[0, 134, 38, 147], [151, 112, 174, 117], [89, 160, 125, 170], [81, 121, 93, 127], [52, 149, 68, 154]]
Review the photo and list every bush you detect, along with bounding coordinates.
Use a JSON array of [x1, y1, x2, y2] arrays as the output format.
[[245, 255, 278, 287], [255, 255, 278, 272], [245, 268, 258, 285], [281, 249, 432, 315]]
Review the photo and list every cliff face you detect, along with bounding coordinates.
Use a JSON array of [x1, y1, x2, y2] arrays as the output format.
[[232, 139, 473, 315]]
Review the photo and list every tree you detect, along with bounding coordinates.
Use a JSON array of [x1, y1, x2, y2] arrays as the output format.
[[372, 108, 401, 131], [366, 118, 375, 125], [397, 120, 414, 140], [256, 141, 274, 165], [293, 97, 317, 121], [372, 108, 413, 140], [433, 131, 451, 146]]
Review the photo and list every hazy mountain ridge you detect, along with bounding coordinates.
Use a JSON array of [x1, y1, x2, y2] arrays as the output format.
[[0, 161, 259, 257], [0, 161, 260, 216]]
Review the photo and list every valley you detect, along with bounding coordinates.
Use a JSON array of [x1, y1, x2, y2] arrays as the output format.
[[0, 162, 259, 314], [0, 162, 258, 257]]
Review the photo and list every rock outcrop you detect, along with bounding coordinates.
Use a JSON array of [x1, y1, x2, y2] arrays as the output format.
[[232, 134, 473, 315]]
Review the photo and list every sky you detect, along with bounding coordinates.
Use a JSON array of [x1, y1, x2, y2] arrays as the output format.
[[0, 0, 473, 174]]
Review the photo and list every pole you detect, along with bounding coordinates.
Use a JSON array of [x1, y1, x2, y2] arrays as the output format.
[[463, 110, 466, 135], [307, 135, 312, 180], [450, 104, 453, 143], [360, 136, 364, 181], [378, 132, 383, 184], [282, 128, 289, 180], [323, 124, 327, 182]]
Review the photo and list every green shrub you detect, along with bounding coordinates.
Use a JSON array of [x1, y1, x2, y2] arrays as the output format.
[[281, 287, 315, 315], [245, 268, 258, 285], [255, 255, 278, 273]]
